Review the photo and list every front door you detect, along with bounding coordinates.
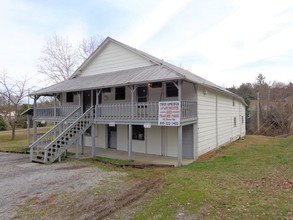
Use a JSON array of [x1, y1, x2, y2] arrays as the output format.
[[108, 125, 117, 149], [182, 124, 194, 159], [83, 90, 92, 113], [137, 86, 148, 102]]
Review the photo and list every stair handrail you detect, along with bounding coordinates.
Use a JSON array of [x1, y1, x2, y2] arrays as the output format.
[[43, 106, 94, 162], [29, 106, 81, 149]]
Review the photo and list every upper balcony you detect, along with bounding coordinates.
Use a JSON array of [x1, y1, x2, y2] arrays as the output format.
[[33, 101, 197, 125]]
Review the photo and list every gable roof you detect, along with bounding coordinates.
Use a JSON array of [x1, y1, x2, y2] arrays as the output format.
[[31, 37, 246, 105]]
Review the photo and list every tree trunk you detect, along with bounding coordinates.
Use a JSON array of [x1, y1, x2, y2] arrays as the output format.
[[11, 124, 16, 140]]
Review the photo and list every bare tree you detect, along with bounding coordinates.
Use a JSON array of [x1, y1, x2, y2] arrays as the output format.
[[38, 34, 78, 84], [38, 34, 104, 84], [0, 71, 28, 140], [78, 35, 104, 62]]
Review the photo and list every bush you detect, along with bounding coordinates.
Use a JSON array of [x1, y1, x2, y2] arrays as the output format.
[[0, 115, 7, 131]]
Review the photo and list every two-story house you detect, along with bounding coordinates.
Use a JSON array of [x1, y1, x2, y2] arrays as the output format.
[[29, 37, 246, 166]]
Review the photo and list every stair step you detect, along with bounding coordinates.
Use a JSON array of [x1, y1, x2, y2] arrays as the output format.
[[31, 158, 46, 164]]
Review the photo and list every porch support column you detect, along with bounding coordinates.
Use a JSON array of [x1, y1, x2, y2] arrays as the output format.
[[177, 125, 183, 166], [33, 96, 38, 142], [80, 91, 84, 155], [128, 124, 132, 160], [127, 85, 136, 161], [95, 89, 101, 119], [176, 80, 183, 166], [53, 94, 57, 138], [75, 140, 79, 159], [91, 125, 96, 157], [26, 114, 30, 146]]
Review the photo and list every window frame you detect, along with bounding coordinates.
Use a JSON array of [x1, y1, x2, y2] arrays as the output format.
[[66, 92, 74, 103], [115, 86, 125, 100], [166, 82, 178, 97], [132, 125, 145, 140]]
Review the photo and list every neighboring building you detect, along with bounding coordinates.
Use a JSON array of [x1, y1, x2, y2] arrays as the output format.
[[29, 37, 246, 165]]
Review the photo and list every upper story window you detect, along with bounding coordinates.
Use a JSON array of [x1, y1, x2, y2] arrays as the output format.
[[115, 87, 125, 100], [150, 82, 162, 88], [66, 92, 74, 103], [166, 82, 178, 97]]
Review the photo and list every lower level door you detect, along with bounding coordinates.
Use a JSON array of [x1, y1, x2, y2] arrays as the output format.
[[182, 124, 194, 159], [108, 125, 117, 149]]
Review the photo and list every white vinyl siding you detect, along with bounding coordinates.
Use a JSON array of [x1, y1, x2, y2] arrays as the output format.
[[79, 42, 152, 77], [197, 86, 217, 156], [166, 126, 178, 157], [146, 126, 162, 155], [197, 85, 246, 157], [117, 125, 128, 151]]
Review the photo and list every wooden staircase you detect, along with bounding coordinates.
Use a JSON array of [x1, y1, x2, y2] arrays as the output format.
[[30, 106, 94, 164]]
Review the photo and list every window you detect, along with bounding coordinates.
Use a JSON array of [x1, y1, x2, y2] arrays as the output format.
[[137, 86, 147, 102], [115, 87, 125, 100], [166, 82, 178, 97], [150, 82, 162, 88], [234, 117, 237, 127], [66, 92, 74, 103], [132, 125, 145, 140]]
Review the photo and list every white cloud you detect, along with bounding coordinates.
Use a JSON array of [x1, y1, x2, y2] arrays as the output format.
[[160, 0, 293, 86], [121, 0, 191, 47]]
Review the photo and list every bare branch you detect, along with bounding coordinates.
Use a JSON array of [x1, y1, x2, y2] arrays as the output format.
[[78, 35, 104, 62], [38, 34, 78, 84]]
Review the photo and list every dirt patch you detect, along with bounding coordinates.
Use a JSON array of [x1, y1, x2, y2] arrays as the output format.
[[0, 152, 126, 219], [244, 172, 293, 191], [18, 176, 163, 220]]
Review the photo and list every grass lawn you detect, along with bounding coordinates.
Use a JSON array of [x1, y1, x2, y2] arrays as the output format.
[[0, 127, 50, 153], [1, 130, 292, 219], [129, 135, 293, 219]]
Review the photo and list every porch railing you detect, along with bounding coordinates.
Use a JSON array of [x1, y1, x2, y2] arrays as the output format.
[[34, 105, 80, 120], [95, 101, 197, 122]]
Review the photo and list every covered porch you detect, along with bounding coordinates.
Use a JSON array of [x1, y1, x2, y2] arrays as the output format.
[[67, 146, 194, 167]]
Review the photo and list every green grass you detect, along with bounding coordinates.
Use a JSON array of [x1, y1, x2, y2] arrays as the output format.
[[131, 135, 293, 220], [0, 127, 50, 153], [94, 156, 134, 165], [1, 129, 292, 219]]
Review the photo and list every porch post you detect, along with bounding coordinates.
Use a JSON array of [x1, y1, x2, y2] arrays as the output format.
[[91, 125, 96, 157], [127, 85, 136, 161], [177, 125, 183, 166], [128, 124, 132, 160], [75, 140, 79, 159], [128, 85, 136, 119], [80, 91, 84, 155], [53, 94, 57, 138], [33, 96, 38, 142], [27, 114, 30, 146], [177, 80, 183, 166], [95, 89, 101, 119]]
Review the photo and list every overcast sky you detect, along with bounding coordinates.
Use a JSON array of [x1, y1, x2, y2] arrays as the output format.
[[1, 0, 293, 90]]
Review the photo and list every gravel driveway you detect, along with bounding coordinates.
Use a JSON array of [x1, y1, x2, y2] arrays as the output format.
[[0, 152, 124, 219]]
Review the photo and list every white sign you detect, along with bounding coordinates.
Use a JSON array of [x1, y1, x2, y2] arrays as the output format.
[[158, 101, 181, 126]]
